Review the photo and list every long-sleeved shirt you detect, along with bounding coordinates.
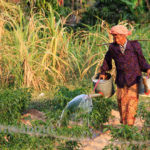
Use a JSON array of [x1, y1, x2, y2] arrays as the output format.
[[100, 40, 150, 88]]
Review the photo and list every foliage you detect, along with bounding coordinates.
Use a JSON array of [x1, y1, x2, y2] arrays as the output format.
[[0, 87, 149, 149], [0, 1, 149, 149], [0, 129, 82, 149], [46, 86, 90, 125], [104, 143, 148, 150], [25, 0, 72, 17], [89, 97, 113, 128], [24, 0, 150, 25], [0, 132, 54, 149], [108, 125, 143, 140], [0, 88, 31, 124], [78, 0, 150, 25], [137, 102, 148, 119], [52, 86, 89, 110], [57, 140, 81, 150], [120, 0, 149, 23], [48, 86, 114, 128], [0, 86, 91, 149]]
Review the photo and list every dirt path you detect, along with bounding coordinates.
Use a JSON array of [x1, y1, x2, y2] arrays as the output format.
[[81, 110, 144, 150]]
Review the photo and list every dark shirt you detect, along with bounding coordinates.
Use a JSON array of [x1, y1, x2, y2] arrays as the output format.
[[100, 40, 150, 88]]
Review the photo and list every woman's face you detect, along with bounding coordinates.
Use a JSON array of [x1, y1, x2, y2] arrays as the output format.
[[113, 34, 127, 45]]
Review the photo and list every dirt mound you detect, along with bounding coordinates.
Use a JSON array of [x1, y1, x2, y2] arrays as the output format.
[[21, 109, 46, 126]]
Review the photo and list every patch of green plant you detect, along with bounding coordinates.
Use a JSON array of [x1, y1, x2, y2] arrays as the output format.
[[31, 86, 90, 124], [89, 97, 114, 129], [0, 129, 81, 150], [103, 144, 120, 150], [144, 110, 150, 128], [141, 111, 150, 141], [50, 86, 89, 112], [104, 143, 148, 150], [103, 125, 149, 149], [108, 125, 143, 141], [0, 88, 31, 125], [42, 86, 114, 129], [137, 102, 150, 139], [57, 140, 81, 150], [54, 125, 91, 138], [103, 101, 150, 149], [137, 101, 148, 119], [0, 131, 55, 149]]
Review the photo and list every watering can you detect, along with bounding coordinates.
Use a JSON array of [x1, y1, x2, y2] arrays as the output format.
[[62, 73, 114, 119], [139, 76, 150, 95], [92, 73, 115, 98]]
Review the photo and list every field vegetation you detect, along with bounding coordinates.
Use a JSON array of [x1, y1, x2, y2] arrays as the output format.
[[0, 0, 150, 149]]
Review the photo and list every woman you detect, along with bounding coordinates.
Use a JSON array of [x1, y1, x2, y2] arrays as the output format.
[[100, 25, 150, 126]]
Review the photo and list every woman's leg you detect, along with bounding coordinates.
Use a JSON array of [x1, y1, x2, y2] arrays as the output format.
[[117, 86, 128, 124], [126, 84, 139, 126]]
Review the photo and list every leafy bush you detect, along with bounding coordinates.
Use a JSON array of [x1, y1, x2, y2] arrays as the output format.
[[89, 97, 113, 129], [109, 125, 143, 140], [0, 132, 55, 150], [52, 86, 89, 111], [0, 131, 82, 150], [0, 88, 31, 124]]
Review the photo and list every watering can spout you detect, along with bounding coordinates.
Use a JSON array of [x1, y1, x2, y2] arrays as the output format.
[[89, 93, 103, 98]]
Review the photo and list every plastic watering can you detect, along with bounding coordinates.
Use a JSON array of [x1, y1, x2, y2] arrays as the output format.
[[139, 76, 150, 95]]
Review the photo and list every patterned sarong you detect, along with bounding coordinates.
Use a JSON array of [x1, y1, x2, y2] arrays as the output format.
[[117, 84, 138, 126]]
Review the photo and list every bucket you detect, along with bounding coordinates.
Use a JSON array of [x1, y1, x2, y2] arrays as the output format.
[[138, 76, 150, 95], [92, 73, 115, 98]]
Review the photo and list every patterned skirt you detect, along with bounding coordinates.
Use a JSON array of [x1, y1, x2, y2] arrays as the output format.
[[117, 84, 139, 126]]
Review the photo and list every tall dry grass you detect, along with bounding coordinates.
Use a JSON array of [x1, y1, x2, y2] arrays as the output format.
[[0, 1, 73, 89], [0, 0, 149, 90]]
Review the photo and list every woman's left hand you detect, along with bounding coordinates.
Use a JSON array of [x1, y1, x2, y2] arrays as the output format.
[[147, 69, 150, 78]]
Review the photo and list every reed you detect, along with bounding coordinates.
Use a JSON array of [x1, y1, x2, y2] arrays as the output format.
[[0, 1, 72, 89], [0, 0, 149, 90]]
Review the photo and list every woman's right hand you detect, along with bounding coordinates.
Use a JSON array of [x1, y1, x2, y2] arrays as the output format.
[[99, 74, 106, 80]]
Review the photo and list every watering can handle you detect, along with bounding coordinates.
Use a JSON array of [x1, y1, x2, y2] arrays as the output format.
[[93, 79, 104, 96]]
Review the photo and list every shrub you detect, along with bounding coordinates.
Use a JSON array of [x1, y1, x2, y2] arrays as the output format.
[[52, 86, 89, 111], [89, 97, 113, 129], [0, 88, 31, 124]]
